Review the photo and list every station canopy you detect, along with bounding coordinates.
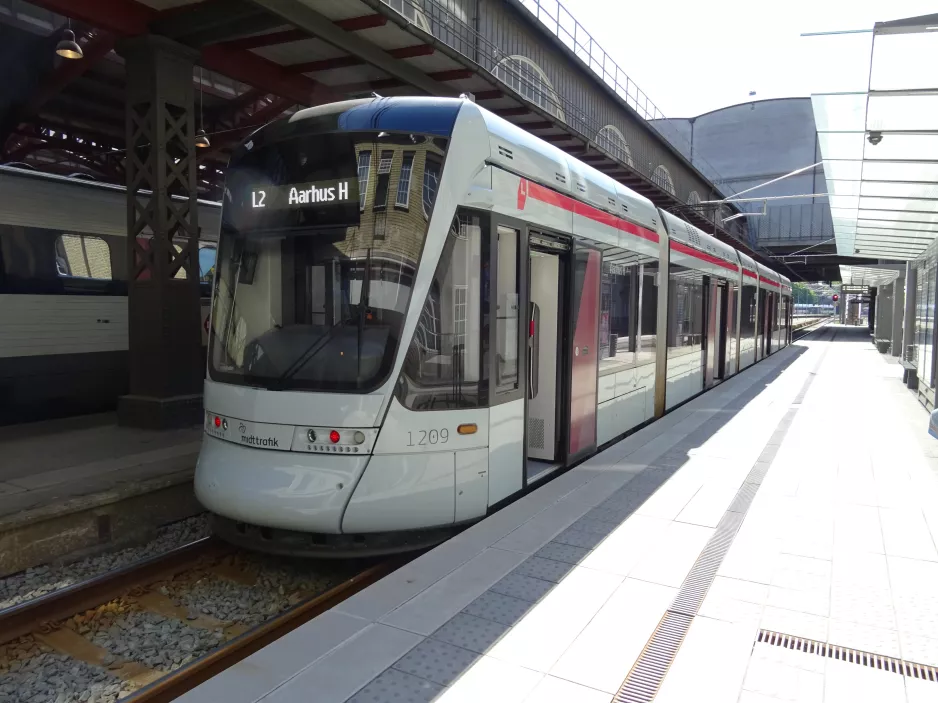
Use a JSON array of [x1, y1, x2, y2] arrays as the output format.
[[838, 264, 902, 287], [811, 14, 938, 261]]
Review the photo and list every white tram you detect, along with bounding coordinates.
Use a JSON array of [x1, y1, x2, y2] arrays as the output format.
[[196, 97, 792, 555]]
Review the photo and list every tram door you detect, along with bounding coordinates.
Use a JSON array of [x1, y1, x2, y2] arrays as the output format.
[[705, 280, 725, 387], [526, 247, 563, 465]]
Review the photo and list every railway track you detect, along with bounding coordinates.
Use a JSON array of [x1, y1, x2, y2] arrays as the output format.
[[792, 315, 834, 341], [0, 537, 400, 703]]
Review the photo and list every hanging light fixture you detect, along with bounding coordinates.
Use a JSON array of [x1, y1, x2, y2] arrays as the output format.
[[56, 20, 83, 60], [195, 66, 210, 148]]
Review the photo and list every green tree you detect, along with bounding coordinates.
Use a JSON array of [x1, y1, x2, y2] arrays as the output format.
[[793, 283, 818, 305]]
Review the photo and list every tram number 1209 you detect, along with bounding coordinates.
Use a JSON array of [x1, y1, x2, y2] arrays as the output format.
[[407, 429, 449, 446]]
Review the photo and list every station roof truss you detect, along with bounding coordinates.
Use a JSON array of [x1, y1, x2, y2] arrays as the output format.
[[0, 0, 758, 257], [812, 13, 938, 261]]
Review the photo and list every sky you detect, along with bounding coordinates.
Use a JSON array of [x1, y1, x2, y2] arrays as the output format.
[[561, 0, 937, 117]]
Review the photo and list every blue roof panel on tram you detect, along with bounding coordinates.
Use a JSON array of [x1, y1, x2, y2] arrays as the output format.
[[335, 97, 462, 136]]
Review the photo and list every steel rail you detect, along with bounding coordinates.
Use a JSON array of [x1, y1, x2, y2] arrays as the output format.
[[0, 537, 229, 646], [127, 558, 402, 703]]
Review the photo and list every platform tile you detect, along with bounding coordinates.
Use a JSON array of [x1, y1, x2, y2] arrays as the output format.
[[489, 573, 557, 604], [392, 638, 481, 687], [431, 612, 511, 654], [513, 555, 577, 583], [346, 668, 442, 703], [532, 541, 591, 565], [462, 590, 534, 626]]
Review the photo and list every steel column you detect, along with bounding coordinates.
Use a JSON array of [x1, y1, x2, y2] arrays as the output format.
[[904, 262, 916, 362], [892, 273, 905, 357], [117, 36, 203, 429]]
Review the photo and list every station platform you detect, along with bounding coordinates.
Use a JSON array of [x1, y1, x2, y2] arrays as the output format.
[[176, 324, 938, 703], [0, 413, 202, 575]]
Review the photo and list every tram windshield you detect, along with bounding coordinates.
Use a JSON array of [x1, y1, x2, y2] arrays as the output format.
[[209, 131, 448, 392]]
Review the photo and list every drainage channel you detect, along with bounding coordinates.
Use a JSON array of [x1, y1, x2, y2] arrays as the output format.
[[613, 327, 837, 703]]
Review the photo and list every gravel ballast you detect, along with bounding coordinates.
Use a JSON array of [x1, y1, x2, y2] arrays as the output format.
[[0, 515, 210, 610]]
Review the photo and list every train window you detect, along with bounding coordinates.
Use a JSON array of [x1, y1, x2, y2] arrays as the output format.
[[495, 225, 520, 394], [199, 246, 216, 282], [666, 264, 703, 357], [397, 210, 488, 410], [55, 234, 111, 280], [599, 258, 636, 374], [639, 262, 659, 363], [211, 129, 448, 393]]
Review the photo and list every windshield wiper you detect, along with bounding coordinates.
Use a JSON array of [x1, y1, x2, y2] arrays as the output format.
[[274, 315, 357, 384]]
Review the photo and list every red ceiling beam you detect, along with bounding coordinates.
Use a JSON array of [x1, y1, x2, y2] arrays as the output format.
[[216, 14, 387, 52], [26, 31, 117, 115], [219, 28, 307, 52], [492, 107, 529, 117], [28, 0, 151, 35], [286, 44, 434, 74], [201, 43, 340, 106], [516, 121, 554, 130], [31, 0, 340, 109], [334, 14, 387, 31], [474, 90, 503, 101], [330, 69, 473, 95], [541, 134, 578, 143]]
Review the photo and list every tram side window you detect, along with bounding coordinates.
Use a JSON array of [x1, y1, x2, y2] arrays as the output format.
[[55, 234, 111, 280], [397, 210, 488, 410], [739, 284, 757, 341], [667, 265, 703, 356], [639, 261, 658, 364], [495, 225, 519, 393], [599, 257, 635, 373]]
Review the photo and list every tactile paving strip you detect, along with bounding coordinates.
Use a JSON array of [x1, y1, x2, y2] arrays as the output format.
[[756, 629, 938, 683], [614, 339, 831, 703]]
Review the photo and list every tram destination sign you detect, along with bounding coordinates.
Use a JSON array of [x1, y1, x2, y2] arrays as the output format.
[[248, 178, 358, 211]]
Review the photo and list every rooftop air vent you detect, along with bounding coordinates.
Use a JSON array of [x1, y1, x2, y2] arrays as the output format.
[[555, 173, 567, 185], [497, 145, 514, 160]]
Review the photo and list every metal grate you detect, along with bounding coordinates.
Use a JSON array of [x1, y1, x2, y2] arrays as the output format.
[[670, 511, 742, 617], [528, 418, 545, 449], [614, 611, 693, 703], [757, 630, 938, 683]]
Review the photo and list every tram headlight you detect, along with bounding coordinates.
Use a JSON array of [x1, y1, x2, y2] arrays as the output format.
[[329, 430, 341, 443], [307, 429, 317, 443], [352, 431, 366, 445]]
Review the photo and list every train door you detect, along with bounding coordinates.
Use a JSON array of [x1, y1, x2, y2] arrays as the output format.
[[523, 233, 571, 485], [704, 279, 725, 387], [763, 292, 775, 356]]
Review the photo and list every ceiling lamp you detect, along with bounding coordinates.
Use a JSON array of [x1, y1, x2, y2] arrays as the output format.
[[56, 27, 83, 60], [195, 67, 210, 148]]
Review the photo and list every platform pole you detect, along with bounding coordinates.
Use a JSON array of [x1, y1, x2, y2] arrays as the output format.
[[116, 36, 203, 429], [904, 263, 916, 362], [891, 274, 904, 357]]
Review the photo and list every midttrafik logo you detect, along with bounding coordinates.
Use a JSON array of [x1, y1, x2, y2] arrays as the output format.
[[239, 434, 280, 448]]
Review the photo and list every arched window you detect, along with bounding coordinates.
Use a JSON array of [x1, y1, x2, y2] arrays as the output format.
[[653, 165, 675, 195], [687, 190, 701, 206], [385, 0, 432, 32], [493, 55, 564, 121], [595, 125, 633, 167]]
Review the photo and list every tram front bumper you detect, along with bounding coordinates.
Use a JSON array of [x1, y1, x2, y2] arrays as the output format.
[[194, 434, 369, 533]]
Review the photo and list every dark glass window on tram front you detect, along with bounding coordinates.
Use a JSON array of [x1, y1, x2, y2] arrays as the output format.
[[209, 131, 448, 393], [397, 209, 489, 410], [598, 254, 659, 376], [667, 265, 703, 356]]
